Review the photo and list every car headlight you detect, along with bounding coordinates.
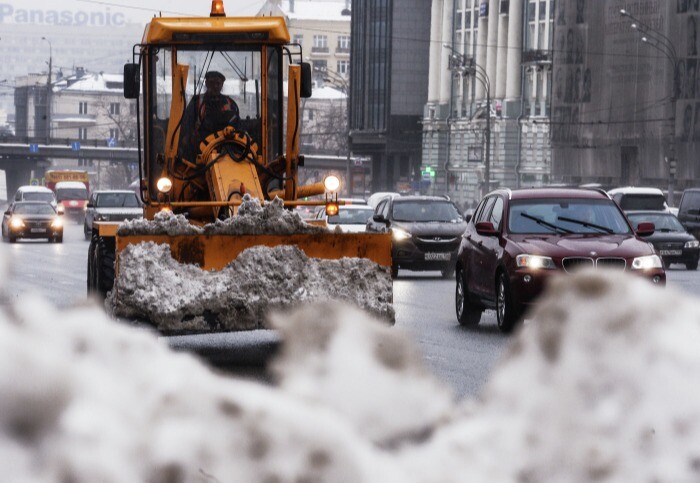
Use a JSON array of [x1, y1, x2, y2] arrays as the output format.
[[685, 240, 700, 249], [632, 254, 663, 270], [516, 254, 556, 269], [392, 227, 412, 241], [9, 216, 24, 229], [51, 217, 63, 228], [94, 214, 107, 222]]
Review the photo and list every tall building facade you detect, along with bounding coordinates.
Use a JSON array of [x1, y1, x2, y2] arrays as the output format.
[[423, 0, 555, 208], [349, 0, 431, 194]]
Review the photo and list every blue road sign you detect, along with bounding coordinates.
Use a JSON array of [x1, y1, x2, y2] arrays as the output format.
[[29, 143, 39, 153], [107, 137, 117, 147], [71, 141, 81, 151]]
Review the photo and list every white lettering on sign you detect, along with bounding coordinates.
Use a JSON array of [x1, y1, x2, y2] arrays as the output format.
[[0, 4, 127, 27]]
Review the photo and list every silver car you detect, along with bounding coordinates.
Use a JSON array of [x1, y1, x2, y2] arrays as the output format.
[[84, 190, 143, 240]]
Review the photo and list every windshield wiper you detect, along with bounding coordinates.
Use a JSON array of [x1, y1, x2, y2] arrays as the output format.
[[557, 216, 614, 234], [520, 212, 573, 234]]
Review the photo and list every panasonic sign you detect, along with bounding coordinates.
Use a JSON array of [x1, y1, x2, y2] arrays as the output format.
[[0, 4, 127, 27]]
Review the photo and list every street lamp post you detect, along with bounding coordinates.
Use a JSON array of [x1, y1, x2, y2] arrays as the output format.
[[620, 9, 678, 206], [444, 44, 491, 196], [41, 36, 52, 145], [323, 70, 351, 196]]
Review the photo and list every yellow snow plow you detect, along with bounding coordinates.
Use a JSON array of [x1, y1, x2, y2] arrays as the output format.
[[86, 2, 393, 331]]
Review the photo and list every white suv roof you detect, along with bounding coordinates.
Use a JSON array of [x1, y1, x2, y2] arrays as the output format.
[[607, 186, 664, 195], [16, 185, 53, 193]]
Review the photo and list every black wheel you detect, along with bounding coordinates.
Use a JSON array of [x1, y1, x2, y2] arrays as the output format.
[[84, 222, 91, 240], [391, 264, 399, 279], [55, 235, 63, 244], [88, 235, 115, 298], [496, 272, 520, 334], [441, 264, 455, 279], [456, 269, 482, 327], [687, 260, 699, 270], [9, 236, 16, 243]]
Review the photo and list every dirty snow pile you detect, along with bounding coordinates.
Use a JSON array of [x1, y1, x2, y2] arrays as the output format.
[[107, 242, 394, 332], [118, 194, 329, 236], [5, 257, 700, 480]]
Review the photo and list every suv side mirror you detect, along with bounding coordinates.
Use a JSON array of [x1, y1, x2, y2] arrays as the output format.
[[124, 63, 140, 99], [86, 202, 94, 208], [373, 213, 387, 224], [636, 222, 655, 237], [475, 221, 498, 236]]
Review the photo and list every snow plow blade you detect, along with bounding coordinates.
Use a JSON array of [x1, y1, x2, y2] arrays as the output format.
[[115, 232, 392, 270]]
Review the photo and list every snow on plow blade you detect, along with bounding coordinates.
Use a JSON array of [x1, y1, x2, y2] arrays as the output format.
[[107, 232, 394, 334]]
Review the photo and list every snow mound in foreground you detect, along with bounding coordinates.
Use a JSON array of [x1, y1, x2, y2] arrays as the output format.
[[107, 242, 394, 332], [3, 269, 700, 481], [118, 195, 328, 236]]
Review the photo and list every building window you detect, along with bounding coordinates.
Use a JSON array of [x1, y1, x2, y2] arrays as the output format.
[[313, 60, 327, 74], [109, 128, 119, 141], [304, 109, 314, 121], [79, 102, 88, 114], [336, 60, 349, 76], [293, 34, 303, 45], [109, 102, 120, 115], [337, 35, 350, 51], [312, 35, 329, 53], [78, 127, 88, 139]]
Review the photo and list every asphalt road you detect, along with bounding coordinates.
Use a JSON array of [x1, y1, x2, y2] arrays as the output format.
[[2, 220, 700, 399]]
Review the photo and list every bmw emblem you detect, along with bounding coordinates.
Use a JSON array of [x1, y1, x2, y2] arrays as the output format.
[[590, 251, 597, 257]]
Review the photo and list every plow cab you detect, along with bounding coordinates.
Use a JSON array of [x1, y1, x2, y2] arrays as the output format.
[[86, 2, 393, 331]]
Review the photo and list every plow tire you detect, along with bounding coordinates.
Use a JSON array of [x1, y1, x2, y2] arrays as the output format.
[[88, 235, 115, 298]]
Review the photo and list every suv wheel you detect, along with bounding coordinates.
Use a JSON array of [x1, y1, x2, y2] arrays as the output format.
[[456, 269, 482, 327], [441, 265, 455, 279], [391, 264, 399, 279], [687, 260, 699, 270], [496, 272, 519, 334], [84, 221, 90, 240]]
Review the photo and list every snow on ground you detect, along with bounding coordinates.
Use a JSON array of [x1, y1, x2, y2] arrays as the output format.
[[111, 195, 392, 331], [4, 233, 700, 481]]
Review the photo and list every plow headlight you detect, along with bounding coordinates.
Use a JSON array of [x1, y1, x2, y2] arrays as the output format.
[[157, 177, 173, 193], [325, 202, 339, 216], [324, 175, 341, 193]]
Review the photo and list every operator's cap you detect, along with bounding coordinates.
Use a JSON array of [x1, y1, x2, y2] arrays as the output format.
[[205, 71, 226, 82]]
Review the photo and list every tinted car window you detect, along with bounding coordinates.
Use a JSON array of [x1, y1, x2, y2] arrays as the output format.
[[680, 191, 700, 214], [391, 201, 461, 222], [627, 213, 686, 232], [489, 197, 504, 229], [477, 197, 496, 223], [375, 200, 387, 216], [508, 198, 631, 234], [23, 192, 55, 203], [328, 208, 374, 225], [96, 193, 140, 208], [380, 200, 391, 218], [14, 203, 56, 215], [619, 194, 666, 211]]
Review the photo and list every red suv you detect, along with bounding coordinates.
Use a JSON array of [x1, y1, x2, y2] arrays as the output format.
[[455, 188, 665, 333]]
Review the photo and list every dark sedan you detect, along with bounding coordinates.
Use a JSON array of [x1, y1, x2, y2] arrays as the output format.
[[456, 188, 665, 333], [2, 201, 64, 243], [366, 196, 468, 278], [627, 211, 700, 270]]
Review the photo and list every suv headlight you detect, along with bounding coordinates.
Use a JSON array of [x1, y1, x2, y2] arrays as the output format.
[[632, 254, 663, 270], [516, 254, 556, 269], [51, 217, 63, 228], [94, 214, 107, 222], [9, 216, 24, 229], [685, 240, 700, 248], [392, 228, 411, 241]]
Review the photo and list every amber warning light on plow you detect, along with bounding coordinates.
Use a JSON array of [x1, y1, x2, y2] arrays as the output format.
[[211, 0, 226, 17]]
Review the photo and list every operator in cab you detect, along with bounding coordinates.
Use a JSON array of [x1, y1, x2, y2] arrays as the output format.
[[179, 70, 240, 163]]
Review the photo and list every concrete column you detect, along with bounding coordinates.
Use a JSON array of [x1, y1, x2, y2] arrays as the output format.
[[428, 0, 444, 103], [475, 7, 488, 99], [495, 12, 508, 99], [505, 0, 523, 99], [439, 0, 453, 105], [486, 0, 499, 98]]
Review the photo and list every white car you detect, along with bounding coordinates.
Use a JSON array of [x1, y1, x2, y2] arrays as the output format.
[[84, 190, 143, 240], [315, 204, 375, 233]]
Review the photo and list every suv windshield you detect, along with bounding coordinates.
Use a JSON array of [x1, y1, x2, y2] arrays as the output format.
[[15, 203, 55, 215], [508, 199, 632, 235], [23, 192, 54, 202], [96, 193, 140, 208], [328, 208, 374, 225], [627, 213, 685, 232], [392, 201, 462, 222]]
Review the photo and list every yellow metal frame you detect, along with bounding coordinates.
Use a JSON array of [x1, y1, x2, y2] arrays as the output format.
[[143, 17, 290, 44]]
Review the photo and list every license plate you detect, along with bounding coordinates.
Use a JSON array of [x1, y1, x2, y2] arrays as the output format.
[[30, 228, 46, 233], [425, 252, 451, 261], [660, 250, 682, 256]]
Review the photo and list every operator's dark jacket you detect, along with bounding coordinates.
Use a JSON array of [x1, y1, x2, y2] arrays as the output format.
[[179, 93, 239, 162]]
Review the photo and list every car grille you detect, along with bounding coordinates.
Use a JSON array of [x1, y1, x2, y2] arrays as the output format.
[[596, 258, 626, 270], [655, 242, 684, 251], [414, 235, 460, 253], [562, 257, 594, 273], [562, 257, 627, 273], [101, 213, 140, 222]]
